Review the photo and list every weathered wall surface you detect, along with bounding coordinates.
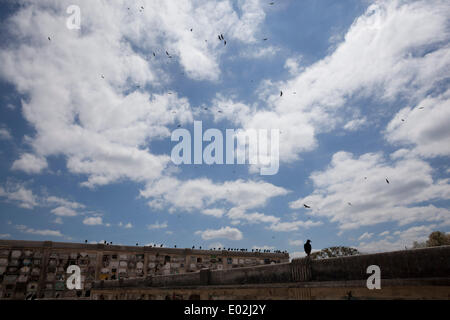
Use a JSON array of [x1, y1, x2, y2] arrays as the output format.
[[91, 278, 450, 300], [89, 246, 450, 300], [0, 240, 287, 300], [308, 246, 450, 281]]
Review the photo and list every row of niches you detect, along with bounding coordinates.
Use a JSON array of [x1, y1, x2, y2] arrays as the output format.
[[0, 250, 43, 280], [0, 249, 42, 259]]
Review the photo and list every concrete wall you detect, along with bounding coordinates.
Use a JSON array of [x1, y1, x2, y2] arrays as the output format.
[[91, 245, 450, 292], [0, 240, 287, 300], [308, 246, 450, 281]]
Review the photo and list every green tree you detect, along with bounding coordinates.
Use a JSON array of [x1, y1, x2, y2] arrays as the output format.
[[426, 231, 450, 247], [412, 231, 450, 248], [310, 246, 360, 259]]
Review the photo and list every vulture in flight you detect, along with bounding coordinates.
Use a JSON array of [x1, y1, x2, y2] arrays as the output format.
[[303, 204, 311, 209]]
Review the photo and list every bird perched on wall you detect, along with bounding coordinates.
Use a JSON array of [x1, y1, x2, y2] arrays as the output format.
[[304, 240, 312, 257]]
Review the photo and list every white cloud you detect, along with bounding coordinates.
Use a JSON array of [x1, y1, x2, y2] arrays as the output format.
[[141, 177, 289, 222], [343, 117, 367, 131], [195, 226, 243, 240], [290, 151, 450, 230], [202, 208, 225, 218], [0, 234, 11, 239], [0, 0, 270, 189], [358, 232, 374, 241], [284, 57, 303, 75], [233, 0, 450, 164], [0, 182, 38, 209], [0, 128, 12, 140], [268, 220, 323, 232], [45, 196, 85, 209], [240, 46, 280, 59], [385, 90, 450, 158], [53, 217, 63, 225], [83, 216, 103, 226], [358, 224, 438, 253], [50, 206, 78, 217], [147, 221, 168, 230], [288, 239, 304, 246], [16, 224, 63, 237], [11, 153, 48, 174], [118, 222, 133, 229]]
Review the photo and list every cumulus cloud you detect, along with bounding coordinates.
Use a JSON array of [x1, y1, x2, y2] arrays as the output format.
[[229, 0, 450, 164], [0, 0, 269, 189], [202, 208, 225, 218], [195, 226, 243, 240], [11, 153, 48, 174], [118, 222, 133, 229], [141, 177, 288, 217], [50, 206, 78, 217], [385, 90, 450, 158], [343, 117, 367, 131], [147, 221, 168, 230], [290, 151, 450, 230], [0, 182, 38, 209], [0, 128, 12, 140], [268, 220, 323, 232], [358, 224, 439, 253], [45, 196, 85, 210], [16, 224, 63, 237], [83, 216, 103, 226]]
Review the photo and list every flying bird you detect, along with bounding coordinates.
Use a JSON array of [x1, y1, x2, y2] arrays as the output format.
[[263, 38, 268, 41], [386, 178, 390, 184], [303, 204, 311, 209], [304, 240, 312, 256], [48, 37, 51, 41], [224, 40, 227, 46], [280, 91, 283, 97], [348, 202, 352, 206]]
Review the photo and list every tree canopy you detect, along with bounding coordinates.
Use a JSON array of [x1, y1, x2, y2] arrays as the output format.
[[310, 246, 360, 259]]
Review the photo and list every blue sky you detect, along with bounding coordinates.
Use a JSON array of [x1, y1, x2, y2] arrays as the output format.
[[0, 0, 449, 258]]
